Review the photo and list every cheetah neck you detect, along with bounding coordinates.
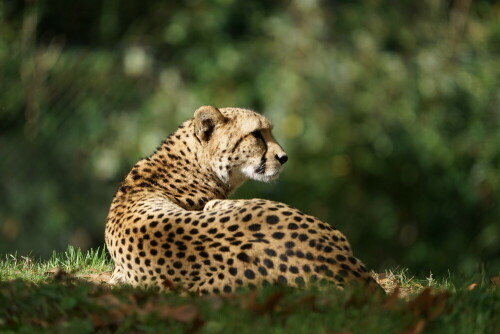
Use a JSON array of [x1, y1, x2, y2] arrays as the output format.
[[117, 121, 233, 211]]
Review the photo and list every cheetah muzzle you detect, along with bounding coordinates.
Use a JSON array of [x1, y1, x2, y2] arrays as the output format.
[[105, 106, 379, 294]]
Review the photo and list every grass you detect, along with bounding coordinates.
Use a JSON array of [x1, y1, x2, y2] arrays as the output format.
[[0, 247, 498, 334], [0, 246, 112, 281]]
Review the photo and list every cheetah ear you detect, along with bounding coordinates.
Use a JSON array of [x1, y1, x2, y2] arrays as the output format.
[[194, 106, 225, 142]]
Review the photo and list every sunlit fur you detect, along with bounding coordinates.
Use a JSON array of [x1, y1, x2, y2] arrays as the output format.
[[105, 106, 380, 294]]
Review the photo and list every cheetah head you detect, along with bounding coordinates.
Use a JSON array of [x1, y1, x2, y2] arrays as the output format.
[[193, 106, 288, 191]]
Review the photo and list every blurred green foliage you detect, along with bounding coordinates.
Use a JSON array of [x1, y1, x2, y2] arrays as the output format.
[[0, 0, 498, 276]]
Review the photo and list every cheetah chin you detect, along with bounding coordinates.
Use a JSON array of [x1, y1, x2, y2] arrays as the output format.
[[242, 164, 283, 182], [105, 105, 380, 294]]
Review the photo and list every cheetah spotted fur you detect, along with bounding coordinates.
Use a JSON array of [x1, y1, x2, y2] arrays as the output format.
[[105, 106, 378, 294]]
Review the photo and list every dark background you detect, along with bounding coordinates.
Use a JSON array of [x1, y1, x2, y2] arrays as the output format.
[[1, 0, 499, 277]]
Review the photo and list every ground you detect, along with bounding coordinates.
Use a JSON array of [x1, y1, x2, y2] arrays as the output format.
[[0, 247, 497, 334]]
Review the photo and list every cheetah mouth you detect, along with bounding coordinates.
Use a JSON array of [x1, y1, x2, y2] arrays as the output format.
[[255, 168, 282, 182], [255, 164, 266, 174], [242, 164, 282, 182]]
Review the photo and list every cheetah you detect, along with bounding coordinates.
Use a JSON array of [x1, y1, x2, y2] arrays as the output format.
[[105, 106, 378, 294]]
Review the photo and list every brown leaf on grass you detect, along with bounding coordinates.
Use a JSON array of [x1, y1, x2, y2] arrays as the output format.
[[90, 314, 109, 329], [399, 288, 451, 334], [95, 292, 125, 309], [243, 290, 285, 314], [156, 304, 199, 323], [260, 291, 285, 314], [382, 286, 400, 310], [97, 292, 135, 318], [344, 285, 384, 309], [243, 290, 318, 317], [140, 301, 204, 333], [344, 293, 361, 309], [187, 315, 206, 334], [281, 295, 317, 316], [404, 319, 426, 334], [405, 288, 451, 321], [240, 290, 258, 312], [467, 276, 500, 290], [91, 291, 203, 331]]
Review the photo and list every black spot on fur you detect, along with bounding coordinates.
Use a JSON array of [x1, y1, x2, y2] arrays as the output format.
[[237, 252, 250, 263], [266, 215, 279, 224], [244, 269, 255, 279], [248, 224, 261, 231], [264, 249, 277, 257], [242, 214, 252, 222], [272, 232, 285, 240], [263, 259, 274, 269], [228, 224, 239, 231], [336, 254, 346, 262]]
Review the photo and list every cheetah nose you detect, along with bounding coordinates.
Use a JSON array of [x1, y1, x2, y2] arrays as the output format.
[[275, 154, 288, 165]]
